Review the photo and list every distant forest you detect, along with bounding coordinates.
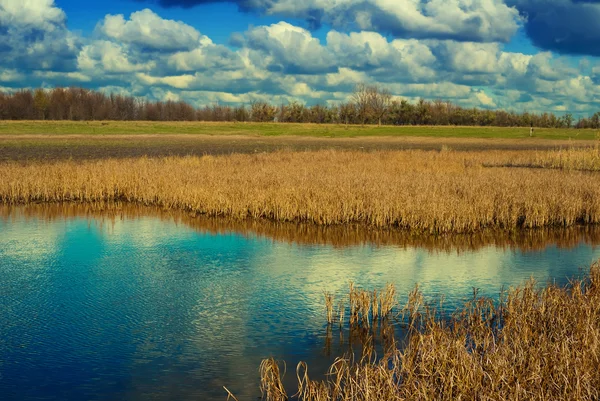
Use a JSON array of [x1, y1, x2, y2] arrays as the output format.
[[2, 86, 600, 128]]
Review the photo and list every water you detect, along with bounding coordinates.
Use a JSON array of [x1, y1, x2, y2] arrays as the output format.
[[1, 206, 600, 401]]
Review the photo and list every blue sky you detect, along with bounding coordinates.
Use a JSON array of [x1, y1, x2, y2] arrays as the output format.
[[1, 0, 600, 116]]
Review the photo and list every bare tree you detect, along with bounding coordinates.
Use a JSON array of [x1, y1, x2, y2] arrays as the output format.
[[351, 83, 372, 125], [369, 86, 392, 126], [352, 83, 392, 126]]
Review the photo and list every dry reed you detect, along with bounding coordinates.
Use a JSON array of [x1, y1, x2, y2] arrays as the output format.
[[257, 262, 600, 401], [379, 284, 396, 319], [344, 283, 398, 329], [485, 145, 600, 171], [324, 292, 334, 324], [2, 149, 600, 234], [260, 358, 288, 401]]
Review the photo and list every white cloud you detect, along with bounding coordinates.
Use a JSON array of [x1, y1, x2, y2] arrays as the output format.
[[0, 0, 65, 30], [0, 68, 24, 82], [244, 22, 336, 74], [33, 70, 91, 82], [476, 90, 497, 108], [137, 72, 196, 89], [0, 0, 79, 71], [96, 9, 202, 52], [146, 0, 522, 43], [167, 39, 243, 72], [78, 41, 155, 73]]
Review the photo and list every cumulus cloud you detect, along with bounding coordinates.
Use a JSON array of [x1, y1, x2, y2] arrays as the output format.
[[138, 0, 600, 57], [326, 31, 438, 82], [0, 0, 79, 71], [242, 22, 336, 74], [137, 0, 522, 42], [0, 0, 65, 28], [476, 90, 497, 108], [0, 68, 24, 82], [78, 41, 155, 73], [167, 40, 244, 72], [96, 9, 203, 51]]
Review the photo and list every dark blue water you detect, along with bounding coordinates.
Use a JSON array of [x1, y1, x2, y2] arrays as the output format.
[[1, 208, 599, 400]]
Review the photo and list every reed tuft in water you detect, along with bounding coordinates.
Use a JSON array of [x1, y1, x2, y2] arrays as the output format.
[[260, 358, 288, 401], [255, 262, 600, 401]]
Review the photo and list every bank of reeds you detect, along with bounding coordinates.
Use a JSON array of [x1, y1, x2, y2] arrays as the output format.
[[259, 262, 600, 400], [2, 149, 600, 234]]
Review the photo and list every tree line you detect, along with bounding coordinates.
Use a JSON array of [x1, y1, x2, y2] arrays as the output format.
[[1, 86, 599, 128]]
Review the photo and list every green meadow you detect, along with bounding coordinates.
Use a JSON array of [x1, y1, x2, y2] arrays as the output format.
[[2, 120, 600, 140]]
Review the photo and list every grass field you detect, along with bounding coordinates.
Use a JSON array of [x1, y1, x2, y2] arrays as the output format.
[[2, 149, 600, 233], [2, 122, 600, 162], [2, 120, 600, 140]]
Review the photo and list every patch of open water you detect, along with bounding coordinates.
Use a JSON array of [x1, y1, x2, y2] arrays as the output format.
[[1, 205, 599, 400]]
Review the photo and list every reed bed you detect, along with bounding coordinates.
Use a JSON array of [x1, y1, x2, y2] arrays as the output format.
[[2, 149, 600, 233], [259, 262, 600, 401], [531, 145, 600, 171], [485, 145, 600, 172]]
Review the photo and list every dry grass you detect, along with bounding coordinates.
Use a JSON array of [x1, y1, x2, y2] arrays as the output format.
[[485, 145, 600, 172], [257, 263, 600, 401], [260, 358, 288, 401], [2, 149, 600, 234]]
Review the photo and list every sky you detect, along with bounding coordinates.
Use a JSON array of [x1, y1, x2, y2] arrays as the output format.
[[1, 0, 600, 116]]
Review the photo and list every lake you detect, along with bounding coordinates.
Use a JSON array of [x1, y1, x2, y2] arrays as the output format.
[[1, 205, 599, 401]]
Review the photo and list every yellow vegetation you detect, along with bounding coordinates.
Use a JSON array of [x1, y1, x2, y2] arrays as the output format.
[[1, 149, 600, 233], [260, 263, 600, 400]]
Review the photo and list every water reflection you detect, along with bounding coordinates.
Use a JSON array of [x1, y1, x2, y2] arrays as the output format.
[[3, 203, 600, 252], [0, 204, 599, 401]]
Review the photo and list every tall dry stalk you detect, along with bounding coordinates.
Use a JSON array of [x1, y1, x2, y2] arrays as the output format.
[[324, 292, 334, 324], [379, 283, 396, 319], [402, 285, 425, 331], [356, 290, 372, 327], [349, 282, 358, 325], [371, 289, 379, 321]]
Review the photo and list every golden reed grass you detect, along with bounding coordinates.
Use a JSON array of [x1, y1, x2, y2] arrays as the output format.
[[345, 282, 398, 327], [2, 149, 600, 234], [258, 263, 600, 401], [486, 145, 600, 172]]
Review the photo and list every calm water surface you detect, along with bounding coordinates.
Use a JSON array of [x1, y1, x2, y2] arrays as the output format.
[[1, 207, 600, 401]]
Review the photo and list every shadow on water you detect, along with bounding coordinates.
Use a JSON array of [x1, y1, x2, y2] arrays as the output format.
[[1, 203, 600, 401]]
